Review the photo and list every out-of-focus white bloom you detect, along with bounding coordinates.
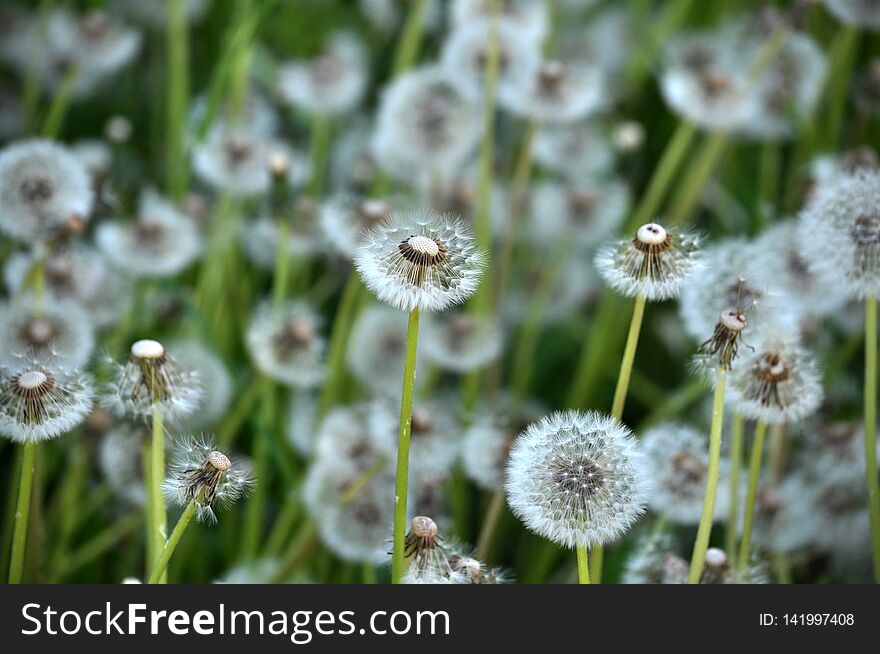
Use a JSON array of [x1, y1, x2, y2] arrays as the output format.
[[0, 139, 93, 244], [499, 59, 606, 123], [826, 0, 880, 31], [441, 18, 541, 104], [286, 391, 319, 457], [505, 255, 599, 326], [99, 423, 147, 507], [643, 422, 731, 525], [319, 196, 394, 260], [506, 410, 651, 548], [96, 190, 202, 278], [245, 301, 325, 389], [422, 312, 502, 373], [0, 355, 94, 443], [596, 222, 700, 301], [240, 198, 324, 270], [170, 340, 232, 430], [0, 296, 95, 369], [372, 66, 482, 186], [103, 339, 203, 422], [164, 436, 254, 524], [449, 0, 549, 43], [798, 168, 880, 301], [621, 533, 689, 584], [278, 32, 367, 116], [532, 123, 616, 182], [359, 0, 442, 33], [355, 210, 486, 313], [612, 121, 645, 153]]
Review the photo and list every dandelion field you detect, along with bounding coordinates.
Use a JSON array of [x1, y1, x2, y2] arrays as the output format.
[[0, 0, 879, 587]]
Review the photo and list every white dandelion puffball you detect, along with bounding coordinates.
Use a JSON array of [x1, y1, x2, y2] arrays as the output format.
[[170, 340, 233, 430], [245, 301, 326, 389], [0, 296, 95, 369], [642, 422, 730, 525], [826, 0, 880, 31], [595, 222, 700, 301], [422, 311, 502, 373], [450, 0, 550, 44], [798, 168, 880, 301], [726, 330, 824, 425], [532, 123, 615, 182], [0, 139, 93, 244], [505, 410, 651, 549], [0, 358, 94, 443], [355, 209, 486, 313], [498, 59, 607, 123]]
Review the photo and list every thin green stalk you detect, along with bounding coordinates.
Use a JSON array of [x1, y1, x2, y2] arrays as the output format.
[[242, 383, 274, 559], [626, 120, 697, 231], [31, 256, 46, 317], [273, 221, 292, 310], [151, 406, 167, 583], [611, 294, 647, 420], [565, 294, 624, 408], [576, 545, 590, 584], [56, 512, 142, 580], [148, 499, 198, 584], [737, 419, 767, 573], [217, 374, 264, 447], [725, 413, 744, 560], [141, 442, 154, 579], [475, 490, 505, 560], [264, 499, 300, 558], [307, 114, 332, 198], [688, 368, 726, 584], [588, 544, 603, 584], [41, 66, 79, 139], [864, 296, 880, 582], [8, 442, 36, 584], [668, 132, 729, 225], [390, 0, 429, 76], [166, 0, 190, 199], [757, 142, 780, 229], [639, 378, 704, 429], [391, 308, 421, 584], [272, 520, 318, 583], [319, 271, 362, 416], [824, 26, 860, 149]]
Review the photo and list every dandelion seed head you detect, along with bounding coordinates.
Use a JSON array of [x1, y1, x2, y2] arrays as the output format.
[[825, 0, 880, 31], [0, 297, 95, 369], [621, 532, 688, 584], [422, 311, 502, 373], [245, 301, 325, 389], [505, 410, 651, 549], [499, 58, 606, 123], [533, 123, 615, 182]]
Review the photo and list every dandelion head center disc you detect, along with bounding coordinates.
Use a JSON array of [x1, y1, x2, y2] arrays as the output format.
[[208, 451, 231, 471], [131, 339, 165, 359], [17, 369, 49, 390], [551, 455, 606, 499]]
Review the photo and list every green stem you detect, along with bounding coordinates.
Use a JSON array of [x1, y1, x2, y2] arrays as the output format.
[[141, 442, 154, 579], [824, 26, 860, 150], [307, 114, 332, 198], [639, 378, 704, 429], [242, 383, 274, 559], [725, 413, 744, 560], [864, 296, 880, 582], [588, 544, 604, 584], [166, 0, 190, 199], [475, 490, 505, 560], [737, 419, 767, 572], [147, 500, 198, 584], [757, 142, 780, 229], [611, 294, 647, 420], [151, 406, 167, 583], [8, 442, 36, 584], [56, 512, 142, 580], [668, 132, 729, 225], [217, 375, 264, 447], [688, 368, 726, 584], [391, 308, 421, 584], [319, 271, 362, 416], [576, 545, 591, 584], [41, 66, 79, 139], [626, 120, 696, 231], [272, 520, 318, 583], [390, 0, 429, 77]]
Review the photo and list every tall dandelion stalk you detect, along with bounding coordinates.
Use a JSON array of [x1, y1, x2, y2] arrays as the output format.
[[865, 296, 880, 580]]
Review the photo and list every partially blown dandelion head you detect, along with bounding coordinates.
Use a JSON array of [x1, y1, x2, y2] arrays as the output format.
[[643, 423, 730, 525], [0, 296, 95, 369], [727, 330, 823, 424], [422, 312, 502, 373], [595, 222, 700, 300], [505, 410, 650, 549], [245, 301, 325, 388], [319, 195, 393, 259], [0, 356, 93, 443], [0, 139, 93, 244], [163, 436, 254, 524], [798, 168, 880, 300], [104, 339, 203, 421], [696, 306, 749, 372], [355, 210, 486, 313]]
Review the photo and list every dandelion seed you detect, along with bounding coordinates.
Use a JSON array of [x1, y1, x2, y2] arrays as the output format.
[[354, 209, 486, 313], [163, 436, 254, 524], [505, 410, 651, 549], [0, 356, 93, 443], [104, 339, 202, 422], [595, 222, 700, 301]]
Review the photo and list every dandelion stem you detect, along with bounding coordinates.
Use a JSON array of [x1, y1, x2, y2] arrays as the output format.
[[8, 442, 36, 584], [307, 114, 332, 198], [668, 132, 729, 225], [737, 419, 767, 573], [611, 293, 647, 420], [150, 406, 168, 584], [391, 307, 421, 584], [575, 545, 591, 585], [864, 295, 880, 582], [319, 271, 363, 417], [566, 294, 625, 408], [40, 65, 79, 139], [390, 0, 429, 77], [725, 413, 744, 560], [688, 367, 726, 584], [626, 120, 696, 231], [147, 499, 198, 584], [166, 0, 190, 200], [475, 490, 506, 560], [56, 512, 142, 580], [588, 544, 603, 584], [272, 520, 318, 583]]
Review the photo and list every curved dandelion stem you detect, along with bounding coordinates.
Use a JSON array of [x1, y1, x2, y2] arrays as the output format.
[[725, 413, 745, 560], [390, 0, 430, 77], [166, 0, 190, 200], [8, 442, 36, 584], [688, 367, 726, 584], [319, 271, 363, 417], [864, 296, 880, 582], [391, 307, 421, 584], [737, 419, 767, 572], [147, 498, 198, 584], [575, 545, 591, 585], [41, 65, 79, 139], [475, 489, 505, 560], [307, 114, 332, 198], [150, 405, 168, 584], [611, 293, 647, 420]]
